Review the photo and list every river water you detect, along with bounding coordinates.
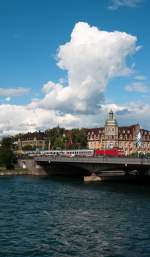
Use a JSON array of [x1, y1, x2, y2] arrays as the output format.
[[0, 176, 150, 257]]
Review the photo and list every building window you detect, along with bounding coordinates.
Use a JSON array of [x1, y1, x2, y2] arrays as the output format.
[[129, 135, 132, 140]]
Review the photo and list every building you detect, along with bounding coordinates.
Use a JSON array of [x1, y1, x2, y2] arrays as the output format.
[[87, 110, 150, 154], [15, 131, 47, 151]]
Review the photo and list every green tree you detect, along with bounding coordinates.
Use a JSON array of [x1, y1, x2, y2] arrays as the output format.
[[45, 127, 65, 149], [0, 137, 17, 169], [45, 127, 87, 150], [71, 128, 87, 149]]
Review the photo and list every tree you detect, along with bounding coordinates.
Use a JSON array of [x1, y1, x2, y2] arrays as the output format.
[[45, 127, 65, 149], [1, 137, 13, 149], [0, 137, 17, 169], [45, 127, 87, 150], [71, 128, 87, 149]]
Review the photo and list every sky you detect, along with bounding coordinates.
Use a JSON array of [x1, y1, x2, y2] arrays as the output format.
[[0, 0, 150, 136]]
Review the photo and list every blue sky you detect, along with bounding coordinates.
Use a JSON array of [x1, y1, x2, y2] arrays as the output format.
[[0, 0, 149, 135]]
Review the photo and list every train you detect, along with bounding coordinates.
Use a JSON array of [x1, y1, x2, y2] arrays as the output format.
[[94, 148, 124, 157], [23, 149, 93, 157], [22, 148, 124, 157]]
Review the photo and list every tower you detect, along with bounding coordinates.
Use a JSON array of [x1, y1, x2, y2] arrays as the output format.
[[104, 110, 118, 149]]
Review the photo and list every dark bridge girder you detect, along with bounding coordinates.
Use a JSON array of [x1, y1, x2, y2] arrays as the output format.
[[36, 161, 91, 177], [35, 156, 150, 177]]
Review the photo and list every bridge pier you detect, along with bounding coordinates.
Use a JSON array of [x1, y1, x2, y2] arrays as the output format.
[[18, 159, 48, 176]]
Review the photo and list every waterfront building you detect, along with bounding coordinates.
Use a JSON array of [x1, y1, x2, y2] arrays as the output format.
[[15, 131, 47, 151], [87, 110, 150, 154]]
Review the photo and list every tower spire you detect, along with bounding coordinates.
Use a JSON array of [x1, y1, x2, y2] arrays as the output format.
[[109, 109, 114, 120], [105, 110, 118, 126]]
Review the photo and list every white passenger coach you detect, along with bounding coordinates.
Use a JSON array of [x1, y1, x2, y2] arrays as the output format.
[[23, 149, 94, 157]]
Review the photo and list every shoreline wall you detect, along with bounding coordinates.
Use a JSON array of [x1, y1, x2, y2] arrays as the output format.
[[17, 159, 47, 176]]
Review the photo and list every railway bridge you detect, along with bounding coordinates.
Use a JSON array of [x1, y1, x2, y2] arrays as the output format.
[[33, 156, 150, 177]]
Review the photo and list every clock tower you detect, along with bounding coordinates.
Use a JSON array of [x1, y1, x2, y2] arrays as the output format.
[[104, 110, 118, 149]]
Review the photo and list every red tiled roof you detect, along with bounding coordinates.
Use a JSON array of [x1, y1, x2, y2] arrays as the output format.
[[118, 125, 137, 136], [87, 128, 104, 136], [18, 131, 46, 141]]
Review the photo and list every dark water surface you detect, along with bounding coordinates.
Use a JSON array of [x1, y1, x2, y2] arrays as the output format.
[[0, 176, 150, 257]]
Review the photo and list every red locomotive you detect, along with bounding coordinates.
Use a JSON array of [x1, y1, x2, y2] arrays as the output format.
[[94, 148, 124, 157]]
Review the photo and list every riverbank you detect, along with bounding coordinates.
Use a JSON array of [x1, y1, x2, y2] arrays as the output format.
[[0, 167, 46, 176], [0, 167, 31, 176]]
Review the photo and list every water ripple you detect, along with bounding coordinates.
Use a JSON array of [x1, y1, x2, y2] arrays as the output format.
[[0, 176, 150, 257]]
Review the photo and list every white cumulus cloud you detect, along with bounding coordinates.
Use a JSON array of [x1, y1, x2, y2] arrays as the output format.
[[0, 104, 79, 137], [0, 22, 147, 137], [32, 22, 138, 115], [0, 101, 150, 137]]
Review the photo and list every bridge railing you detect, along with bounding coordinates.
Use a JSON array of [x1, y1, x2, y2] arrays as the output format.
[[35, 156, 150, 166]]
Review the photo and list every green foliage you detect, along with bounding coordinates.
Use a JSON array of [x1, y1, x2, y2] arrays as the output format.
[[45, 127, 87, 150], [45, 127, 66, 149], [146, 153, 150, 158], [12, 126, 88, 152], [1, 137, 13, 149], [128, 152, 139, 158], [70, 128, 87, 149], [0, 137, 17, 169]]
